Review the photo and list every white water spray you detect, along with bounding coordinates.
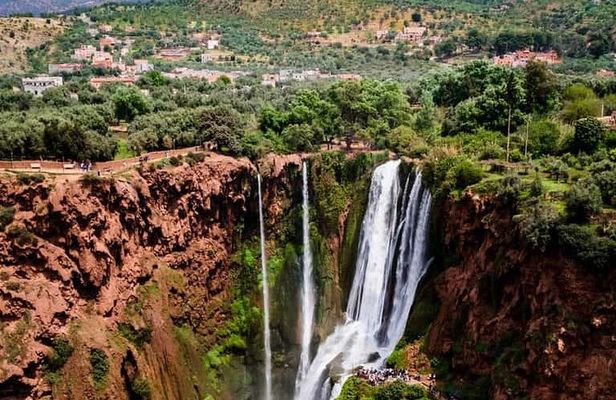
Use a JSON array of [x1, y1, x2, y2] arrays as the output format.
[[257, 174, 273, 400], [295, 161, 316, 395], [295, 161, 432, 400]]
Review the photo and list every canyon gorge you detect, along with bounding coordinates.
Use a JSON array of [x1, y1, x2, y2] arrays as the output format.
[[0, 152, 614, 400]]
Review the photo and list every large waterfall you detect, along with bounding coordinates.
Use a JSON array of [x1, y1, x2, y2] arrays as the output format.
[[295, 160, 432, 400], [295, 161, 316, 394], [257, 174, 273, 400]]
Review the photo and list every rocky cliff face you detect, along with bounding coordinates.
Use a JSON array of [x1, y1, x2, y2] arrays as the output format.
[[425, 194, 615, 400], [0, 154, 260, 400], [0, 151, 371, 400]]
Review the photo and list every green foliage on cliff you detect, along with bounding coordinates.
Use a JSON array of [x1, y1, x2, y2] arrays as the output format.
[[118, 323, 153, 350], [337, 377, 429, 400], [0, 206, 15, 230], [89, 348, 109, 389]]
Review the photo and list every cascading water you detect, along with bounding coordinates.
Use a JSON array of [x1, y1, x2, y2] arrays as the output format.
[[295, 161, 432, 400], [257, 174, 273, 400], [295, 161, 316, 395]]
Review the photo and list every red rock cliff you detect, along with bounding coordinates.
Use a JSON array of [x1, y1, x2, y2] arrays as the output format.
[[426, 193, 615, 400], [0, 154, 260, 400]]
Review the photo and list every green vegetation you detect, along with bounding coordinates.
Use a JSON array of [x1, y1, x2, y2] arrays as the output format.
[[3, 313, 31, 363], [45, 338, 75, 386], [117, 323, 153, 349], [0, 206, 15, 230], [89, 348, 110, 389], [337, 377, 429, 400]]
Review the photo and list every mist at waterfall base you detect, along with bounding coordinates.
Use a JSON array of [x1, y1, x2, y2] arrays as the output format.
[[295, 160, 432, 400]]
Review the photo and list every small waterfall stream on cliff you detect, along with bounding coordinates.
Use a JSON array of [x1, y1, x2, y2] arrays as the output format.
[[295, 161, 316, 395], [257, 174, 273, 400], [295, 161, 432, 400]]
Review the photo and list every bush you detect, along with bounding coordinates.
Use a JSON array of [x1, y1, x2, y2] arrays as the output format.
[[0, 206, 15, 230], [497, 174, 521, 206], [130, 377, 152, 400], [118, 323, 152, 349], [565, 179, 602, 222], [90, 348, 109, 387], [16, 173, 45, 185], [424, 152, 483, 196], [6, 225, 36, 246], [558, 224, 616, 272], [46, 338, 74, 371], [373, 381, 428, 400], [514, 201, 558, 251]]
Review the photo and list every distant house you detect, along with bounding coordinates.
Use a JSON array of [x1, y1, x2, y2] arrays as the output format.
[[337, 73, 362, 81], [99, 36, 118, 49], [158, 47, 192, 61], [72, 45, 97, 61], [89, 76, 138, 90], [396, 26, 427, 43], [493, 49, 561, 68], [22, 76, 63, 96], [133, 59, 154, 73], [200, 53, 214, 63], [92, 51, 113, 68], [99, 24, 113, 33], [86, 28, 99, 37], [595, 69, 615, 78], [48, 63, 82, 75], [375, 30, 389, 41], [207, 39, 220, 50], [261, 73, 278, 87]]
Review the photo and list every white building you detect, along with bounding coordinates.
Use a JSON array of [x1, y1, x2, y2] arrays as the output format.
[[134, 59, 154, 73], [207, 39, 220, 50], [200, 53, 214, 63], [22, 76, 63, 96]]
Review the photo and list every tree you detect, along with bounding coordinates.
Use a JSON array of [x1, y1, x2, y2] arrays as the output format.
[[525, 118, 562, 156], [573, 118, 605, 154], [587, 33, 611, 58], [465, 28, 487, 52], [281, 124, 316, 152], [565, 179, 602, 222], [411, 12, 422, 23], [112, 86, 150, 122], [199, 105, 244, 155], [503, 69, 525, 162], [434, 39, 456, 58], [525, 60, 557, 113]]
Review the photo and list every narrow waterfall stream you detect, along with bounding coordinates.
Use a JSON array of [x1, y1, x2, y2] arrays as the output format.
[[295, 161, 432, 400], [257, 174, 273, 400], [295, 161, 316, 395]]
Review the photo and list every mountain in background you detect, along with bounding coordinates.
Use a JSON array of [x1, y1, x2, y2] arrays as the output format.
[[0, 0, 150, 16]]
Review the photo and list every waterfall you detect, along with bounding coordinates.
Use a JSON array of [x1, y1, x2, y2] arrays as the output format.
[[295, 161, 432, 400], [295, 161, 316, 395], [257, 174, 273, 400]]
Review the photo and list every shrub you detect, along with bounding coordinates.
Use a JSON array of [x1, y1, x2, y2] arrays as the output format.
[[46, 338, 74, 372], [16, 173, 45, 185], [168, 156, 181, 166], [373, 381, 428, 400], [565, 179, 602, 222], [497, 174, 521, 206], [529, 174, 543, 197], [5, 281, 21, 291], [424, 152, 483, 196], [514, 201, 558, 251], [0, 206, 15, 230], [118, 323, 152, 349], [558, 224, 616, 272], [90, 348, 109, 387], [6, 225, 36, 246], [130, 377, 152, 400]]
